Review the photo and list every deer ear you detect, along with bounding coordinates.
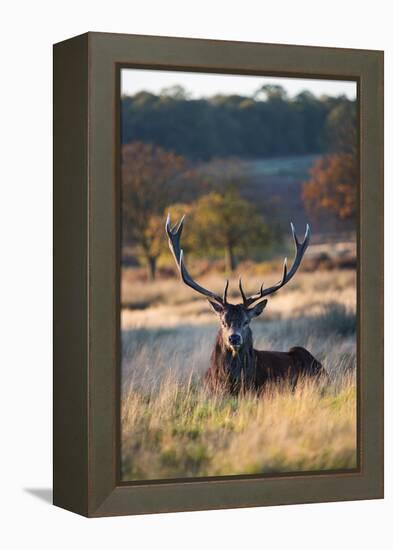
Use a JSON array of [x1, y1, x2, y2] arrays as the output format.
[[208, 300, 224, 315], [248, 299, 268, 319]]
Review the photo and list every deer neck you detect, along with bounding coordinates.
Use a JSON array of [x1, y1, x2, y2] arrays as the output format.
[[212, 329, 255, 388]]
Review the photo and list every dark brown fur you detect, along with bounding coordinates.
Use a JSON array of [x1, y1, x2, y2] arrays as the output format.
[[204, 326, 325, 395]]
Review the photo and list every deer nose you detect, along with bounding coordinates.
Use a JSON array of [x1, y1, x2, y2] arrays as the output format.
[[229, 334, 242, 347]]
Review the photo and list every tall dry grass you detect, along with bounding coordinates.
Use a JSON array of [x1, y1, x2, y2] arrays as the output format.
[[121, 266, 357, 481], [121, 371, 356, 480]]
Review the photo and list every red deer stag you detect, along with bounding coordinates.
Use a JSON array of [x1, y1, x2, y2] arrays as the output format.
[[166, 214, 325, 394]]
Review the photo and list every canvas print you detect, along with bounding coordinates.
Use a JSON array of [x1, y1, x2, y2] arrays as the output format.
[[120, 69, 357, 482]]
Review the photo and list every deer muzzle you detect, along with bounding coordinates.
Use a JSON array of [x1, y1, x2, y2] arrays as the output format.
[[228, 333, 243, 352]]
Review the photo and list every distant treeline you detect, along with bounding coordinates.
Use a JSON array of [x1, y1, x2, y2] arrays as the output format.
[[121, 85, 356, 160]]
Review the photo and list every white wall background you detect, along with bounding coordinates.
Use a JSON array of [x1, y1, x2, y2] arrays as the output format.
[[1, 1, 391, 548]]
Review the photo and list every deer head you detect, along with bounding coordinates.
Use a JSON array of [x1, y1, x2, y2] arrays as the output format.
[[165, 214, 310, 355]]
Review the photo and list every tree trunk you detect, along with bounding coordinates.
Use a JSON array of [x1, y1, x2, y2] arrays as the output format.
[[146, 256, 157, 281], [225, 245, 236, 273]]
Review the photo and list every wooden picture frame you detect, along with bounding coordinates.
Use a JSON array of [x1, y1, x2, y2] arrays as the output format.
[[53, 32, 383, 517]]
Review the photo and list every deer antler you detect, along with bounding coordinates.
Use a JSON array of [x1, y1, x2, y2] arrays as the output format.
[[240, 222, 311, 308], [166, 213, 229, 305]]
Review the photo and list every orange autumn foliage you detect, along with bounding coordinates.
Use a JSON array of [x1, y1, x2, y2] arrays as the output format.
[[302, 153, 357, 220]]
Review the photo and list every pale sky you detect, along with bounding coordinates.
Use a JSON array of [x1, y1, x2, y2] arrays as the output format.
[[121, 68, 357, 100]]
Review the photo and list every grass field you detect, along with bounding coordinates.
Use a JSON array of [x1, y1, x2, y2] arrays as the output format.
[[121, 266, 357, 481]]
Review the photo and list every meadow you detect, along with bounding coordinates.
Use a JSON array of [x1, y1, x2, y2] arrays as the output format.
[[121, 259, 357, 481]]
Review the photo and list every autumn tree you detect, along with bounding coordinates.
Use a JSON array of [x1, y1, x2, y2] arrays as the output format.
[[302, 154, 356, 220], [302, 100, 357, 221], [187, 188, 270, 273], [122, 141, 187, 280]]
